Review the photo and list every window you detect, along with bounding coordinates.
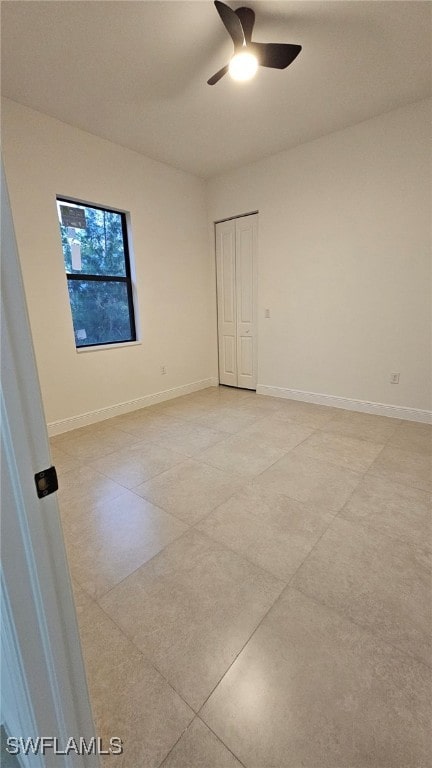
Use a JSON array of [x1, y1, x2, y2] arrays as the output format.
[[57, 198, 136, 348]]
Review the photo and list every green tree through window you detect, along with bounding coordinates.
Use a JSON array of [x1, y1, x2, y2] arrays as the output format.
[[57, 199, 136, 347]]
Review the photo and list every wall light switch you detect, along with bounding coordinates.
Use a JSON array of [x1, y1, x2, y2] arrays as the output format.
[[265, 309, 270, 318], [390, 372, 400, 384]]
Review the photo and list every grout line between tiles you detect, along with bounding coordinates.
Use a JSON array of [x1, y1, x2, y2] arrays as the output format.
[[316, 420, 401, 446], [86, 594, 200, 715], [85, 440, 188, 489], [157, 715, 248, 768], [91, 525, 195, 601], [367, 466, 431, 494], [76, 519, 291, 727], [196, 586, 288, 718], [187, 424, 361, 533], [195, 715, 249, 768], [199, 563, 432, 728], [289, 583, 432, 671], [335, 492, 432, 555], [195, 469, 374, 716], [156, 720, 193, 768], [196, 504, 352, 712], [91, 466, 430, 711]]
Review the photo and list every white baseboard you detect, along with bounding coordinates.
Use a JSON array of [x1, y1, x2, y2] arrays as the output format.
[[47, 377, 219, 435], [256, 385, 432, 424]]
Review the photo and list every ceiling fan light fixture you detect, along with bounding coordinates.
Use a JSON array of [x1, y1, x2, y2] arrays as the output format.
[[228, 50, 258, 81], [207, 2, 301, 86]]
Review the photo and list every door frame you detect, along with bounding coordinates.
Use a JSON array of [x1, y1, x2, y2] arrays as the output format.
[[1, 160, 98, 767], [214, 211, 259, 390]]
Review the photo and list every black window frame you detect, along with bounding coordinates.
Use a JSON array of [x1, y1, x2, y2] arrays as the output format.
[[57, 197, 137, 349]]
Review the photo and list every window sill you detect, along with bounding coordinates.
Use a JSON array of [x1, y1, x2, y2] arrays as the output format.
[[76, 340, 142, 353]]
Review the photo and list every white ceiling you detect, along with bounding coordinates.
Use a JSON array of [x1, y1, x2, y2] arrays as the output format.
[[2, 1, 431, 178]]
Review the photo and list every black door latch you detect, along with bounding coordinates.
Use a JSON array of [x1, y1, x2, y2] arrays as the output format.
[[34, 466, 58, 498]]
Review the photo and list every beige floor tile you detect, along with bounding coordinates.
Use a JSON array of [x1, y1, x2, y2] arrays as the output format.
[[189, 386, 220, 398], [387, 420, 432, 455], [180, 389, 217, 402], [107, 407, 147, 425], [51, 422, 140, 460], [157, 396, 188, 407], [150, 421, 226, 458], [77, 600, 193, 768], [197, 487, 335, 581], [99, 530, 284, 710], [195, 387, 252, 405], [154, 398, 216, 421], [113, 412, 186, 441], [49, 443, 83, 474], [201, 398, 251, 422], [57, 465, 125, 516], [227, 387, 258, 400], [89, 440, 183, 488], [201, 588, 431, 768], [292, 431, 385, 473], [369, 444, 432, 492], [251, 452, 361, 512], [233, 398, 291, 418], [65, 491, 187, 598], [245, 393, 289, 408], [187, 391, 220, 406], [108, 406, 166, 427], [197, 433, 286, 478], [134, 459, 244, 525], [161, 718, 242, 768], [270, 399, 337, 429], [238, 417, 314, 452], [189, 400, 235, 417], [322, 409, 400, 443], [291, 516, 432, 665], [71, 579, 96, 615], [193, 406, 262, 434], [340, 474, 432, 551]]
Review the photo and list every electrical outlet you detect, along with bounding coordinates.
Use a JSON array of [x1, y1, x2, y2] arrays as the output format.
[[161, 365, 167, 375], [265, 308, 270, 318], [390, 372, 400, 384]]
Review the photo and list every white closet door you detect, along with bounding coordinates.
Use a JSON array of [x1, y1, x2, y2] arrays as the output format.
[[216, 219, 237, 386], [216, 214, 257, 390], [235, 214, 257, 389]]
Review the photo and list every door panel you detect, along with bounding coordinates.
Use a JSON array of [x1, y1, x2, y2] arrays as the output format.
[[221, 231, 235, 323], [216, 220, 237, 386], [236, 215, 257, 389], [216, 214, 257, 390], [239, 334, 253, 377], [223, 335, 236, 376], [238, 228, 254, 323]]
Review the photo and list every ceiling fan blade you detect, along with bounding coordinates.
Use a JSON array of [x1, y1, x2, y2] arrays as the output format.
[[214, 1, 245, 48], [252, 42, 302, 69], [207, 64, 229, 86], [234, 7, 255, 44]]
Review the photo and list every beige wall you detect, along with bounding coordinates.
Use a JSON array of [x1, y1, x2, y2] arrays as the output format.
[[207, 99, 432, 412], [2, 99, 217, 429]]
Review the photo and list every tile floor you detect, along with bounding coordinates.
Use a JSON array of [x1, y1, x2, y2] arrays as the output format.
[[51, 386, 432, 768]]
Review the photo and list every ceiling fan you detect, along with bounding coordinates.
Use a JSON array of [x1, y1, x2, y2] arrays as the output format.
[[207, 1, 301, 85]]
